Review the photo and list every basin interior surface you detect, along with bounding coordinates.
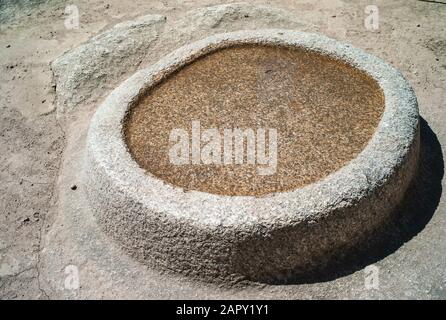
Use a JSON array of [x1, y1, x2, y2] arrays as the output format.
[[124, 44, 385, 196]]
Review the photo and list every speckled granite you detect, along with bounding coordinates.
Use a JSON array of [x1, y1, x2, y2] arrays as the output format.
[[84, 30, 419, 283]]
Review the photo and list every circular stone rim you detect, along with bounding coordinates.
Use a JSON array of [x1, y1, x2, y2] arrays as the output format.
[[85, 29, 419, 281]]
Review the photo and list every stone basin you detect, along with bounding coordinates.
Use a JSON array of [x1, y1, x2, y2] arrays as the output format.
[[85, 30, 419, 283]]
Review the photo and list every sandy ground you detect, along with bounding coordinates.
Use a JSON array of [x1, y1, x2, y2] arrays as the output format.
[[0, 0, 445, 299]]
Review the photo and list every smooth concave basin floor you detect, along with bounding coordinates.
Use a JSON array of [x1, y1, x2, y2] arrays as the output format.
[[125, 44, 385, 196]]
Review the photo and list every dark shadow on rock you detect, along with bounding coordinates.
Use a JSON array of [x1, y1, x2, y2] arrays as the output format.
[[278, 117, 444, 285]]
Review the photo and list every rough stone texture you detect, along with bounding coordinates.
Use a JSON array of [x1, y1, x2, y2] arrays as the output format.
[[51, 14, 166, 115], [85, 30, 419, 283]]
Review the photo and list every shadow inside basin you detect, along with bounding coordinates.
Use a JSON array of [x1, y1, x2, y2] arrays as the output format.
[[270, 117, 444, 285]]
